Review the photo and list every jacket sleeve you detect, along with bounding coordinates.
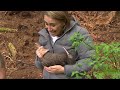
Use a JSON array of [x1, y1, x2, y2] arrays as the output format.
[[35, 30, 47, 70], [64, 28, 95, 77], [35, 55, 44, 70]]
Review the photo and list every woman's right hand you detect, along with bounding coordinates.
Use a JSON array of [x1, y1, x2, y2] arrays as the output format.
[[36, 45, 49, 58]]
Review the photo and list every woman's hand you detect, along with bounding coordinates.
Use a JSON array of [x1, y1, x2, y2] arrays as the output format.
[[35, 43, 49, 58], [44, 65, 64, 74]]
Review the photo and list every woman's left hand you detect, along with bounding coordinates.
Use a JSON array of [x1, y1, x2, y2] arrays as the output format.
[[44, 65, 64, 74]]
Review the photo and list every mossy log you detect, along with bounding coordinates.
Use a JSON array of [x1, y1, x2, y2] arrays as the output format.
[[0, 27, 17, 32]]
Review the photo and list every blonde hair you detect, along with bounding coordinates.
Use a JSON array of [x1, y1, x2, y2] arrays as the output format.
[[43, 11, 71, 27]]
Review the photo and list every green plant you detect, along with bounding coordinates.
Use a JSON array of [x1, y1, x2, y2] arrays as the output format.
[[70, 32, 84, 51], [70, 32, 93, 51], [70, 32, 120, 79], [92, 42, 120, 79]]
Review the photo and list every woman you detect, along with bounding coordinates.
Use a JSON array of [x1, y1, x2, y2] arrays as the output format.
[[35, 11, 95, 79]]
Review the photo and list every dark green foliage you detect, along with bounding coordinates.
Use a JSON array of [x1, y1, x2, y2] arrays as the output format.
[[70, 32, 120, 79]]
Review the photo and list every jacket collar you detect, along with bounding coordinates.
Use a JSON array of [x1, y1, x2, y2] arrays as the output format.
[[64, 16, 78, 33]]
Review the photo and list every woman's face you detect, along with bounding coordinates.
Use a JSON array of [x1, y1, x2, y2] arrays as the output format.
[[44, 15, 65, 36]]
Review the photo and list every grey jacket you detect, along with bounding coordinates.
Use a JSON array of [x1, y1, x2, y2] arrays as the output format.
[[35, 17, 95, 79]]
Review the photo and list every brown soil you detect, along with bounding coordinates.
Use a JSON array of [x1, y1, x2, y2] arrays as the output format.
[[69, 11, 120, 43], [0, 11, 119, 79]]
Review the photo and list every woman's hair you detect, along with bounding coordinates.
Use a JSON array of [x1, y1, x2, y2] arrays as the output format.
[[43, 11, 71, 27]]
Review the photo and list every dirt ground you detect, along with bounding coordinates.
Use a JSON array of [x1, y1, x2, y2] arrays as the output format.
[[0, 11, 119, 79]]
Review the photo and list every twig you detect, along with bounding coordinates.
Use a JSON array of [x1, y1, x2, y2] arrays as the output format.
[[63, 47, 72, 59]]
